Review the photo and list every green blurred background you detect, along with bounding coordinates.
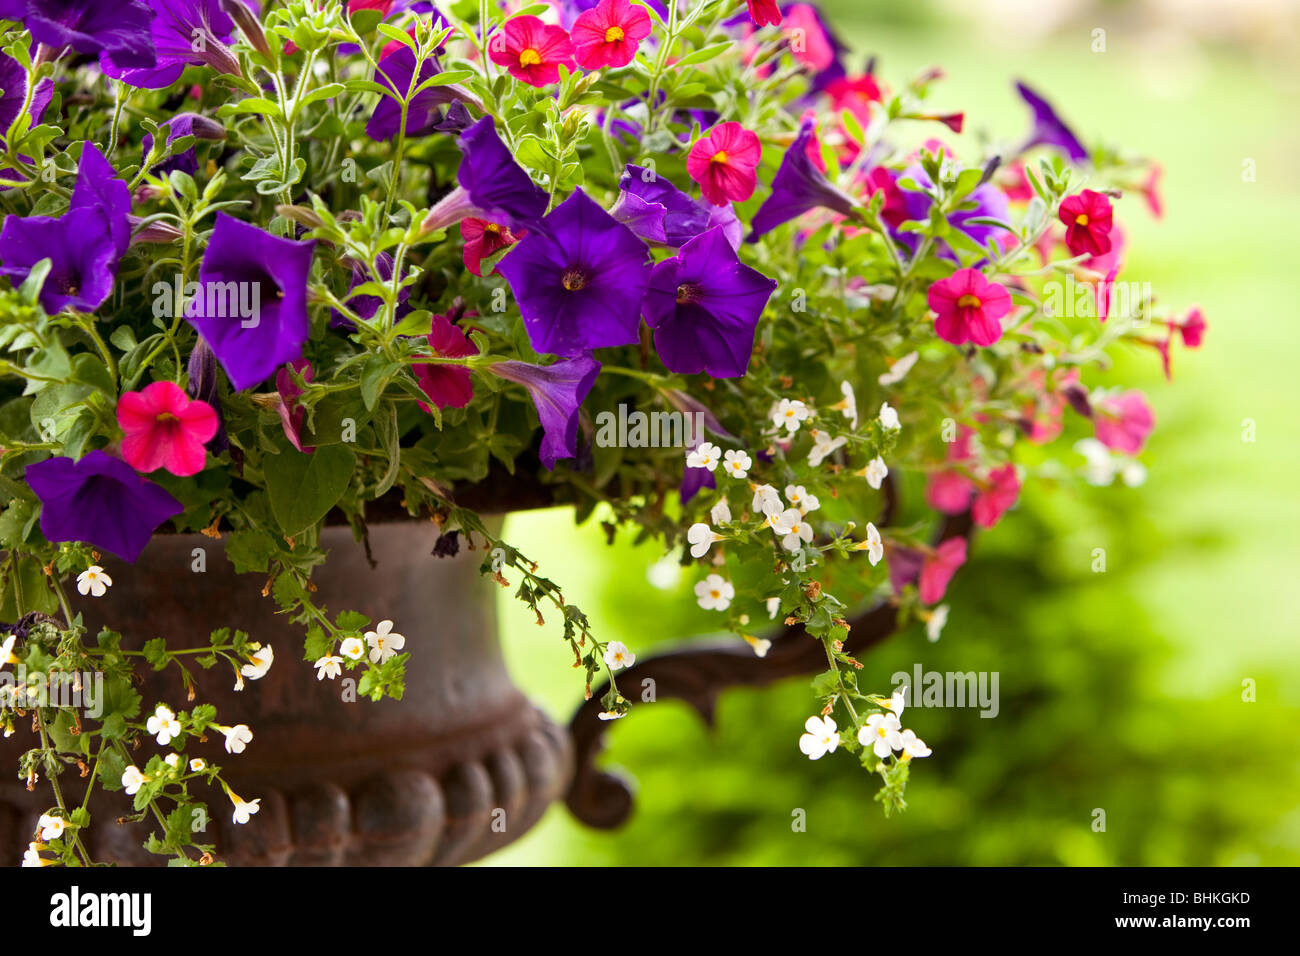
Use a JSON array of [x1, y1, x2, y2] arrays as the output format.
[[483, 0, 1300, 865]]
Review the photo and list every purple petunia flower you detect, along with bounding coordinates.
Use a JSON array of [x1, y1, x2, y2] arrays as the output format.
[[101, 0, 250, 88], [3, 0, 156, 69], [142, 112, 226, 176], [421, 116, 549, 236], [1015, 80, 1089, 164], [496, 189, 651, 357], [489, 355, 601, 470], [0, 143, 128, 314], [610, 163, 741, 250], [642, 226, 776, 379], [747, 116, 859, 242], [330, 252, 413, 331], [0, 50, 53, 185], [365, 45, 468, 142], [186, 337, 229, 452], [184, 212, 316, 390], [25, 450, 184, 562]]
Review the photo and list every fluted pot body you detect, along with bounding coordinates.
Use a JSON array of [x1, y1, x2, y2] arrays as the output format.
[[0, 521, 571, 866]]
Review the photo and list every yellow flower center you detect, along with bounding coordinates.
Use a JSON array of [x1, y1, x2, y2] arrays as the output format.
[[710, 589, 720, 599], [485, 222, 501, 234], [1075, 213, 1089, 226], [956, 294, 982, 309], [711, 150, 729, 164], [605, 25, 625, 42], [519, 48, 542, 67]]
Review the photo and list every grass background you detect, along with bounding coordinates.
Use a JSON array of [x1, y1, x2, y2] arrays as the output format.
[[480, 0, 1300, 865]]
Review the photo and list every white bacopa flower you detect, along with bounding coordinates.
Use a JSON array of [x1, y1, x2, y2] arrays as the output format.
[[37, 813, 65, 842], [710, 497, 732, 524], [857, 521, 884, 566], [121, 766, 146, 795], [686, 441, 722, 470], [773, 398, 810, 433], [743, 635, 772, 657], [785, 484, 820, 514], [881, 689, 907, 719], [229, 790, 261, 825], [189, 758, 206, 772], [314, 655, 343, 680], [798, 715, 839, 760], [807, 429, 847, 467], [340, 636, 365, 661], [898, 728, 932, 759], [862, 456, 888, 490], [878, 402, 901, 431], [686, 522, 724, 559], [146, 705, 181, 746], [220, 723, 253, 755], [722, 449, 752, 479], [364, 620, 406, 664], [603, 641, 635, 670], [765, 596, 781, 619], [836, 381, 859, 429], [241, 644, 274, 681], [926, 604, 949, 642], [773, 508, 813, 553], [694, 573, 735, 611], [0, 634, 17, 672], [233, 672, 245, 692], [878, 350, 919, 385], [858, 712, 903, 758], [22, 843, 49, 867], [75, 565, 112, 597], [751, 483, 782, 514], [163, 753, 181, 770], [597, 710, 626, 721]]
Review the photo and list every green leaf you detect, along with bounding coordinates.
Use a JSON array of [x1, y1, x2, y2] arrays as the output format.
[[263, 444, 357, 535], [216, 97, 283, 119]]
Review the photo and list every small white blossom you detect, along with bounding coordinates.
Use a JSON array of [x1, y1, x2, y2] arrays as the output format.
[[858, 712, 902, 758], [807, 429, 847, 467], [854, 521, 883, 566], [743, 635, 772, 657], [121, 766, 146, 795], [597, 710, 626, 721], [878, 402, 900, 431], [784, 485, 819, 514], [926, 604, 949, 642], [686, 522, 724, 559], [75, 565, 112, 597], [722, 449, 752, 479], [1, 634, 17, 672], [773, 508, 813, 552], [862, 456, 888, 490], [694, 574, 735, 611], [772, 398, 810, 434], [765, 596, 781, 620], [603, 641, 635, 671], [686, 441, 722, 470], [340, 636, 365, 661], [241, 644, 274, 681], [220, 723, 253, 755], [878, 350, 919, 385], [837, 381, 859, 429], [881, 689, 907, 719], [233, 672, 245, 692], [22, 843, 49, 867], [163, 753, 181, 770], [898, 728, 932, 759], [751, 483, 782, 514], [314, 655, 343, 680], [364, 621, 406, 664], [37, 813, 65, 842], [189, 758, 206, 773], [798, 716, 839, 760], [146, 705, 181, 746], [229, 790, 261, 825], [709, 498, 732, 524]]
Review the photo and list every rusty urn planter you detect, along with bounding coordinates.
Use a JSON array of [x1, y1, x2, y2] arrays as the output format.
[[0, 520, 572, 866]]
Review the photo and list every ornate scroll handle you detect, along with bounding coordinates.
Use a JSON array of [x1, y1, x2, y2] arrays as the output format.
[[564, 476, 975, 830]]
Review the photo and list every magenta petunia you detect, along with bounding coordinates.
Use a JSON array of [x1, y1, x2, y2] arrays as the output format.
[[744, 0, 781, 27], [117, 380, 219, 476], [1092, 390, 1154, 456], [487, 15, 575, 87], [275, 358, 314, 453], [1058, 189, 1114, 258], [687, 122, 762, 207], [918, 537, 967, 605], [928, 268, 1013, 348], [926, 470, 975, 515], [571, 0, 651, 70], [971, 464, 1020, 529], [414, 313, 479, 412]]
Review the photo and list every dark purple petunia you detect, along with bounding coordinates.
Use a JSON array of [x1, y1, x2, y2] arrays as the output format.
[[365, 45, 462, 142], [642, 226, 776, 379], [679, 448, 715, 505], [422, 116, 549, 236], [496, 189, 651, 358], [489, 355, 601, 470], [747, 116, 859, 242], [184, 212, 316, 391], [610, 164, 738, 249], [101, 0, 249, 88], [186, 337, 229, 452], [25, 450, 184, 562], [432, 100, 474, 135], [142, 112, 226, 176], [1015, 80, 1089, 164], [69, 142, 131, 255], [0, 49, 52, 188], [4, 0, 156, 69], [330, 252, 413, 330]]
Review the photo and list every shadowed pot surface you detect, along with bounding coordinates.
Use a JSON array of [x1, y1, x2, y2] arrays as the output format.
[[0, 520, 572, 866]]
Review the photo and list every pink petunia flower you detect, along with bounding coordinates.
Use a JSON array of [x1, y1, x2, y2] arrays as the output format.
[[571, 0, 651, 70], [926, 470, 975, 515], [1176, 307, 1207, 348], [1092, 389, 1154, 455], [1059, 189, 1114, 258], [414, 313, 479, 411], [487, 15, 576, 87], [783, 4, 835, 72], [117, 381, 218, 477], [276, 358, 315, 453], [971, 464, 1021, 529], [460, 218, 524, 277], [687, 122, 762, 207], [919, 537, 967, 605], [745, 0, 782, 27], [928, 268, 1013, 347]]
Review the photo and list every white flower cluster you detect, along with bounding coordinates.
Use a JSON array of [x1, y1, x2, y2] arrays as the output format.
[[799, 692, 932, 762]]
